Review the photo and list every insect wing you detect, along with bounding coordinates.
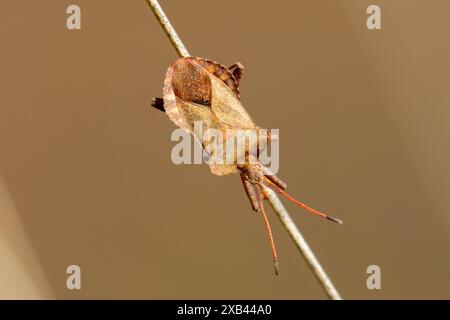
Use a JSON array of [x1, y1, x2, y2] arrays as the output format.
[[209, 75, 256, 129]]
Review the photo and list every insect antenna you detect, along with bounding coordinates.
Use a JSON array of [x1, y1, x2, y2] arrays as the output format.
[[258, 203, 280, 275], [278, 189, 343, 224], [263, 177, 343, 224]]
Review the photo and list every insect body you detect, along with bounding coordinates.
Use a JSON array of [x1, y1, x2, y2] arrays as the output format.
[[152, 57, 342, 274]]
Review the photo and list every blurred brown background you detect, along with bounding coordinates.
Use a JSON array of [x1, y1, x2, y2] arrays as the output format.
[[0, 0, 449, 299]]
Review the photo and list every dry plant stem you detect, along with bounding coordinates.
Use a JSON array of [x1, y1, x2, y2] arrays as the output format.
[[263, 187, 342, 300], [146, 0, 342, 300], [145, 0, 190, 58]]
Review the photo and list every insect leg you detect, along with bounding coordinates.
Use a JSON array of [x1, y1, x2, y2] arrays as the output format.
[[264, 174, 287, 191], [254, 183, 279, 275], [261, 166, 287, 190], [151, 97, 165, 112], [240, 174, 260, 211]]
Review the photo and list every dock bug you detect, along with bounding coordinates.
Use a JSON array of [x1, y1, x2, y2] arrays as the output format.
[[151, 57, 342, 274]]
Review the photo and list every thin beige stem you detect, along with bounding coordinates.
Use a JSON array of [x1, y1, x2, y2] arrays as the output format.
[[145, 0, 190, 58], [145, 0, 342, 300]]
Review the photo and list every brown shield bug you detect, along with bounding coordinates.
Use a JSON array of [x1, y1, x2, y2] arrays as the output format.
[[151, 57, 342, 274]]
